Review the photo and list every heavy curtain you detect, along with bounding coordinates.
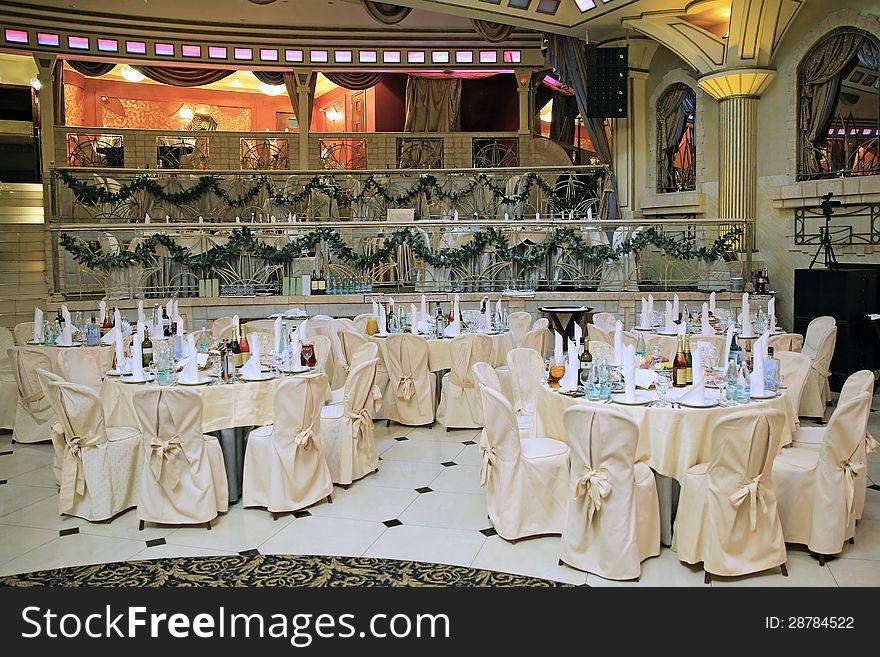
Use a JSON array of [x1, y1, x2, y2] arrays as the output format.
[[542, 33, 619, 218], [132, 66, 233, 87], [252, 70, 285, 85], [67, 61, 115, 77], [324, 72, 387, 90], [800, 32, 865, 175], [550, 94, 578, 146], [404, 78, 461, 132], [361, 1, 411, 24], [284, 71, 317, 130], [472, 19, 515, 43]]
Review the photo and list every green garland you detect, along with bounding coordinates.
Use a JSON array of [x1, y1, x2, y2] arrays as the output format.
[[56, 169, 599, 212], [60, 226, 742, 273]]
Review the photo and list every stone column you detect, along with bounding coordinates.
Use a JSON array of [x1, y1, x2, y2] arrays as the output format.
[[33, 55, 57, 177], [515, 69, 532, 136], [294, 70, 314, 170]]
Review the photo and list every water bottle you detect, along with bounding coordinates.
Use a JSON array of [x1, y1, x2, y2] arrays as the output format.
[[736, 363, 751, 404], [598, 357, 612, 401], [725, 359, 739, 403], [586, 362, 599, 401], [86, 315, 100, 347], [764, 346, 779, 393], [635, 331, 647, 363]]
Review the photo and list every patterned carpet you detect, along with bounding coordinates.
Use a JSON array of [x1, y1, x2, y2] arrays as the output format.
[[0, 555, 569, 587]]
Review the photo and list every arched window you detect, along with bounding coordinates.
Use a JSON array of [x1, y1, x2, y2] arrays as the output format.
[[656, 83, 696, 193], [798, 27, 880, 180]]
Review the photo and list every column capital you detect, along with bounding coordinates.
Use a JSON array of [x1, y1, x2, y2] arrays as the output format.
[[697, 68, 776, 101]]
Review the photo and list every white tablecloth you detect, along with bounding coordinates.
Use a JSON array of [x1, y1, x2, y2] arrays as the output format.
[[372, 332, 512, 372], [27, 344, 113, 376]]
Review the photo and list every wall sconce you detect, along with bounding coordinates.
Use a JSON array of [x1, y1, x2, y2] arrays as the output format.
[[30, 77, 42, 91], [258, 82, 286, 96], [178, 107, 194, 121], [324, 108, 344, 122], [120, 65, 145, 83]]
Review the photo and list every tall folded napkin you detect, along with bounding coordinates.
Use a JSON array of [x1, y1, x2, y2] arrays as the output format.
[[750, 342, 765, 398], [724, 325, 735, 363], [553, 330, 563, 363], [479, 296, 491, 333], [755, 331, 770, 361], [55, 305, 73, 346], [144, 213, 151, 224], [672, 294, 680, 322], [176, 312, 185, 336], [613, 320, 623, 365], [289, 320, 304, 364], [677, 320, 686, 336], [639, 296, 649, 329], [740, 293, 754, 337], [421, 295, 428, 323], [33, 308, 43, 342], [179, 334, 200, 384], [99, 300, 106, 322], [665, 301, 676, 334], [378, 304, 388, 334], [574, 321, 582, 346], [623, 344, 637, 402], [130, 332, 145, 381], [495, 297, 502, 325], [700, 302, 715, 336], [371, 299, 379, 317], [173, 299, 180, 324], [239, 334, 262, 379], [411, 304, 418, 334], [768, 297, 777, 331], [135, 318, 145, 343], [444, 294, 461, 337], [709, 291, 716, 313], [635, 369, 658, 389], [560, 339, 579, 391], [113, 325, 126, 373], [166, 300, 174, 327], [648, 294, 654, 321], [137, 300, 145, 324], [274, 316, 282, 353], [681, 347, 706, 403]]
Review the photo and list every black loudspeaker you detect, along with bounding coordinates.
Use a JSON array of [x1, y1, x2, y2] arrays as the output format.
[[794, 266, 880, 389], [585, 46, 627, 118]]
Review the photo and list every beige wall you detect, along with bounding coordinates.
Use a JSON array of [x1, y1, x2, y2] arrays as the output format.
[[0, 184, 47, 329]]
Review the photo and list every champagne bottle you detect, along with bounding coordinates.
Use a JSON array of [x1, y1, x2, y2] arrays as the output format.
[[100, 307, 113, 336], [231, 327, 242, 368], [672, 335, 688, 388], [142, 326, 154, 368], [684, 334, 693, 384], [239, 327, 250, 365]]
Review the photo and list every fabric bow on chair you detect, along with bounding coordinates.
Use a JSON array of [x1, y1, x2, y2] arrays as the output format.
[[866, 432, 879, 454], [843, 458, 866, 520], [575, 466, 611, 524], [59, 435, 88, 513], [729, 473, 768, 532], [397, 375, 415, 401], [293, 428, 315, 449], [149, 434, 190, 490], [346, 408, 372, 440], [480, 444, 496, 487]]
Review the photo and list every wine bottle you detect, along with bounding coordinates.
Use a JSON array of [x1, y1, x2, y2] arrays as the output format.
[[578, 337, 592, 386], [310, 270, 318, 295], [684, 335, 693, 384], [56, 308, 64, 330], [162, 308, 171, 338], [142, 326, 154, 368], [672, 335, 688, 388], [317, 269, 326, 296], [100, 307, 113, 337], [224, 340, 236, 382]]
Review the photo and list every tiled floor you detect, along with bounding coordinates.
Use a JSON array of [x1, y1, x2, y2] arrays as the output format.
[[1, 398, 879, 586]]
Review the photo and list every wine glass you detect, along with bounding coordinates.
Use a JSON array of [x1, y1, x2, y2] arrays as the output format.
[[655, 371, 672, 407], [548, 359, 566, 389]]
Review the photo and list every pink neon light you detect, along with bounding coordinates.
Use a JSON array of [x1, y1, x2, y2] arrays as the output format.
[[182, 45, 201, 57], [285, 49, 303, 62], [407, 51, 425, 63], [5, 29, 27, 44], [310, 50, 328, 62], [37, 33, 60, 47], [335, 50, 352, 63], [234, 47, 252, 60], [455, 51, 474, 63], [479, 51, 498, 63], [155, 43, 174, 56], [431, 51, 450, 64], [503, 50, 521, 63], [98, 38, 118, 52], [68, 36, 89, 50], [574, 0, 596, 9], [126, 41, 146, 54], [260, 49, 278, 61], [208, 46, 227, 58], [359, 50, 377, 63], [383, 51, 401, 63]]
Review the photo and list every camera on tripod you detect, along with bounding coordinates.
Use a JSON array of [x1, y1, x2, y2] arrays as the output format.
[[820, 191, 841, 218], [810, 192, 841, 270]]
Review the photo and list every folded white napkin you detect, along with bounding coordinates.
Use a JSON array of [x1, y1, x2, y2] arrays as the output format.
[[113, 325, 126, 373], [634, 369, 658, 389], [55, 305, 73, 346], [709, 291, 716, 313], [664, 301, 676, 333], [378, 304, 388, 334], [444, 294, 461, 337], [623, 344, 637, 402], [750, 344, 765, 397], [176, 312, 184, 337], [166, 300, 174, 328], [740, 293, 754, 337], [99, 300, 106, 323], [411, 304, 418, 334], [768, 298, 777, 331], [561, 339, 579, 392], [371, 299, 379, 317], [289, 320, 303, 365], [33, 308, 43, 342], [232, 314, 239, 339], [284, 307, 308, 318], [274, 316, 282, 353], [672, 294, 680, 322], [681, 347, 706, 403], [239, 335, 262, 378], [137, 300, 145, 324], [648, 294, 654, 321], [723, 325, 735, 363], [553, 330, 563, 363], [422, 295, 428, 323], [613, 320, 623, 365], [700, 302, 714, 335], [495, 297, 502, 325], [179, 334, 200, 384], [574, 321, 582, 346], [639, 297, 649, 329], [130, 332, 145, 380]]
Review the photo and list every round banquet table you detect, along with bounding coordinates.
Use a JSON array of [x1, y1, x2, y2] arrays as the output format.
[[532, 384, 795, 544], [25, 343, 113, 376], [100, 372, 325, 503]]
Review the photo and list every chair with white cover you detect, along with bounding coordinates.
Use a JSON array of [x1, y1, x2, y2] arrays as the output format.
[[506, 347, 545, 435], [591, 312, 616, 335], [776, 352, 811, 430], [57, 348, 104, 392], [35, 368, 67, 483], [318, 358, 379, 485], [309, 335, 334, 381], [673, 409, 788, 582], [13, 321, 34, 346], [588, 340, 613, 362], [773, 386, 871, 563], [473, 361, 524, 439], [645, 334, 677, 363], [522, 327, 550, 357], [353, 313, 376, 333], [339, 330, 370, 367], [769, 332, 802, 353], [9, 346, 54, 443], [340, 330, 389, 412], [131, 387, 229, 529], [0, 328, 18, 429], [242, 373, 333, 518], [382, 333, 435, 427], [560, 405, 660, 580], [333, 318, 359, 334], [478, 385, 569, 541], [587, 324, 611, 344], [437, 333, 493, 429], [508, 312, 532, 349], [47, 380, 141, 521], [691, 335, 726, 359], [211, 316, 235, 342], [799, 316, 837, 418], [532, 317, 549, 331], [303, 323, 343, 387], [329, 342, 381, 407]]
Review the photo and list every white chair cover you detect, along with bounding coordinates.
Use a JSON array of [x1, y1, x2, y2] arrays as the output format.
[[799, 316, 837, 418], [382, 334, 435, 426], [211, 316, 236, 342], [522, 328, 550, 358], [48, 380, 141, 521], [645, 334, 677, 363], [773, 388, 871, 556], [776, 352, 811, 429], [243, 373, 333, 514], [9, 346, 54, 443], [437, 334, 494, 429], [13, 321, 34, 346], [591, 312, 617, 335], [57, 348, 104, 392], [35, 367, 67, 483], [532, 317, 549, 331], [303, 318, 345, 387], [588, 340, 613, 362], [131, 387, 229, 526], [673, 409, 788, 577], [587, 324, 611, 344], [354, 313, 377, 333], [508, 312, 532, 349], [330, 343, 381, 409], [340, 330, 389, 415], [560, 405, 660, 580], [506, 347, 544, 425], [0, 328, 17, 429], [319, 358, 379, 485], [478, 385, 569, 540]]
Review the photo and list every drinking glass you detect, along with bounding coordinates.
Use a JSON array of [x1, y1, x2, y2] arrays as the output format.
[[547, 360, 565, 389], [655, 371, 672, 407], [543, 359, 551, 384]]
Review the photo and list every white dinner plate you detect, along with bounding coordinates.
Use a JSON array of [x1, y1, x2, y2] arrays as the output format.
[[632, 326, 653, 331], [26, 339, 41, 345], [54, 341, 83, 348], [105, 369, 125, 377], [610, 391, 653, 406], [178, 376, 212, 386], [240, 373, 274, 382], [749, 392, 778, 400], [279, 365, 311, 374], [120, 374, 155, 384], [656, 331, 678, 336], [678, 397, 719, 408]]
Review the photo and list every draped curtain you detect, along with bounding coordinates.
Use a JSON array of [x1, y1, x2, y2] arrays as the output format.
[[550, 94, 578, 147], [361, 1, 411, 24], [404, 78, 461, 132], [252, 70, 285, 85], [471, 19, 515, 43], [800, 32, 865, 175], [67, 61, 115, 77], [132, 66, 233, 87], [324, 72, 387, 90], [542, 33, 618, 218]]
